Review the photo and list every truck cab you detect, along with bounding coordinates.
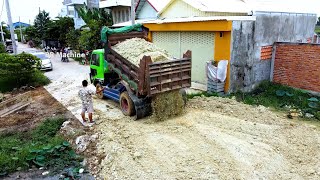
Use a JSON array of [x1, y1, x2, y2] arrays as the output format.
[[89, 49, 139, 117], [89, 49, 108, 85]]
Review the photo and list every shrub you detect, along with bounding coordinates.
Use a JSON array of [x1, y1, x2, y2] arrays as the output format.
[[0, 44, 5, 53], [0, 118, 82, 176], [0, 52, 50, 92]]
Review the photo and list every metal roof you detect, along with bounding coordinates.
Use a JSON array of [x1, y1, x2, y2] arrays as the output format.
[[99, 0, 131, 8], [158, 0, 319, 15], [135, 0, 171, 15], [112, 16, 256, 26], [159, 0, 251, 15]]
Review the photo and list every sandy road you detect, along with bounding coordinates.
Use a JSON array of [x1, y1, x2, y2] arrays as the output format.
[[94, 97, 320, 180], [18, 43, 320, 179]]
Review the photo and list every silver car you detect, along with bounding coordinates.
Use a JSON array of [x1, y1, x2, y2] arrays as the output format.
[[32, 52, 53, 71]]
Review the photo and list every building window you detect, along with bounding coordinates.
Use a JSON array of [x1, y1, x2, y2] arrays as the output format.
[[122, 10, 125, 22], [117, 11, 121, 23]]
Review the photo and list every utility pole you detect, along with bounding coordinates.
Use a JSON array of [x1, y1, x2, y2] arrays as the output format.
[[5, 0, 17, 54], [19, 17, 23, 43], [0, 23, 4, 44], [131, 0, 135, 25]]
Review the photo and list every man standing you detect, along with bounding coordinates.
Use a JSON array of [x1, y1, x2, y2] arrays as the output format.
[[78, 80, 103, 124]]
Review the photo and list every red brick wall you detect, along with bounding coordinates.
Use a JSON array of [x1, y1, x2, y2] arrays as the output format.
[[273, 43, 320, 92]]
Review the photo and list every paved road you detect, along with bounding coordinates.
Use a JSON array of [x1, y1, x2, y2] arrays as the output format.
[[17, 42, 124, 123], [17, 43, 90, 83]]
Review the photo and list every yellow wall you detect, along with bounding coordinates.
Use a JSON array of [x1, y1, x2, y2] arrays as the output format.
[[214, 31, 232, 92], [160, 0, 247, 19], [144, 21, 232, 92]]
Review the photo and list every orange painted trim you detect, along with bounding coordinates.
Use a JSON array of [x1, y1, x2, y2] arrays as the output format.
[[214, 31, 232, 92], [144, 20, 232, 32], [147, 31, 152, 42]]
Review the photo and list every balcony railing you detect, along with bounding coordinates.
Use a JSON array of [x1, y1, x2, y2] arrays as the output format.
[[63, 0, 86, 6]]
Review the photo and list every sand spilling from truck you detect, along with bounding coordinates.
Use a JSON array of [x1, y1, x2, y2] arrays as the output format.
[[112, 38, 170, 66], [151, 91, 185, 121]]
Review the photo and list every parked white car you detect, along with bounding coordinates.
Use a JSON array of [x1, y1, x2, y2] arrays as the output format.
[[31, 52, 53, 71]]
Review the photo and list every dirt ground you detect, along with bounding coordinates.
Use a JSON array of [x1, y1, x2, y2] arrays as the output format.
[[37, 52, 320, 179], [0, 87, 79, 134], [0, 87, 90, 179], [87, 96, 320, 180]]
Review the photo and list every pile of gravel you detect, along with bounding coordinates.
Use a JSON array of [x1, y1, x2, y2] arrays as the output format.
[[112, 38, 170, 66]]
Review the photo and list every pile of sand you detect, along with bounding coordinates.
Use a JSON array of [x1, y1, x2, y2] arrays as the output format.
[[112, 38, 170, 66], [151, 91, 185, 121]]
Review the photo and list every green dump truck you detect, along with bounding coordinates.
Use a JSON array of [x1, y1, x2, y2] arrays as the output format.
[[89, 24, 192, 119]]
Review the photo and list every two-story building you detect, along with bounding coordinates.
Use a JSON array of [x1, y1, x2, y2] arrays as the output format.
[[63, 0, 99, 29], [99, 0, 139, 24]]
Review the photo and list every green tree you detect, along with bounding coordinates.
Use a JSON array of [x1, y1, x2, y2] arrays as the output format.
[[66, 29, 81, 49], [55, 17, 74, 45], [76, 6, 112, 50], [34, 10, 50, 40], [25, 25, 41, 46], [317, 17, 320, 26], [1, 22, 10, 40]]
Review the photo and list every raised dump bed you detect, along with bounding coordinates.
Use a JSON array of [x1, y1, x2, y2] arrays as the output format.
[[106, 32, 192, 97]]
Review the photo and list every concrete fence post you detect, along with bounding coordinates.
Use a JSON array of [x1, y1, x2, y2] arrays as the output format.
[[270, 43, 277, 81]]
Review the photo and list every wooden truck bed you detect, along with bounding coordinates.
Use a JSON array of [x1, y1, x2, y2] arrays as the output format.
[[105, 32, 192, 97]]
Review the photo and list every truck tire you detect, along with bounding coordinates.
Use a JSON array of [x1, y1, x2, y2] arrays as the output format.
[[120, 92, 135, 116], [96, 83, 104, 99]]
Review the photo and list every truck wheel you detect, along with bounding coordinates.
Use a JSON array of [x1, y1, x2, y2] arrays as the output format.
[[96, 83, 104, 99], [120, 92, 135, 116]]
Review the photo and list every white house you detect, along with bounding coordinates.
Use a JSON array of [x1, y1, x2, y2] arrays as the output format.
[[135, 0, 170, 20], [100, 0, 139, 24], [63, 0, 100, 29]]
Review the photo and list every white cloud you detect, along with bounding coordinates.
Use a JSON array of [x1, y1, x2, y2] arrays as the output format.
[[0, 0, 62, 24]]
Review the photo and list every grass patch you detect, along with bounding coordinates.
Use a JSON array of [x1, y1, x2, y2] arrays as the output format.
[[187, 81, 319, 120], [29, 70, 51, 88], [315, 26, 320, 34], [187, 91, 219, 99], [0, 117, 82, 176], [234, 81, 320, 120]]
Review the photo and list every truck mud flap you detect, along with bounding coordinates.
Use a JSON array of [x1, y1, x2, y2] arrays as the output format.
[[129, 94, 152, 120]]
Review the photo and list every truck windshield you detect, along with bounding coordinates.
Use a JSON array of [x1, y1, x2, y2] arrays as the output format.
[[91, 54, 100, 66]]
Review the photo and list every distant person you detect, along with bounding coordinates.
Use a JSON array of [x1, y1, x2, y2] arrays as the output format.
[[78, 80, 104, 124]]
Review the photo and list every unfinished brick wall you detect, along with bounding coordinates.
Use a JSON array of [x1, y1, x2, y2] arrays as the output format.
[[273, 43, 320, 92]]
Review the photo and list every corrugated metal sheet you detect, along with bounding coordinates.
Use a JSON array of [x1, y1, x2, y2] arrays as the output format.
[[160, 0, 247, 18], [112, 16, 256, 27], [159, 0, 250, 15], [99, 0, 131, 8], [145, 16, 256, 24], [147, 0, 171, 12], [159, 0, 319, 16], [183, 0, 250, 13], [152, 31, 215, 84]]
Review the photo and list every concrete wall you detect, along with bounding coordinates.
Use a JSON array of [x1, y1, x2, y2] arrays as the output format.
[[230, 13, 317, 92]]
